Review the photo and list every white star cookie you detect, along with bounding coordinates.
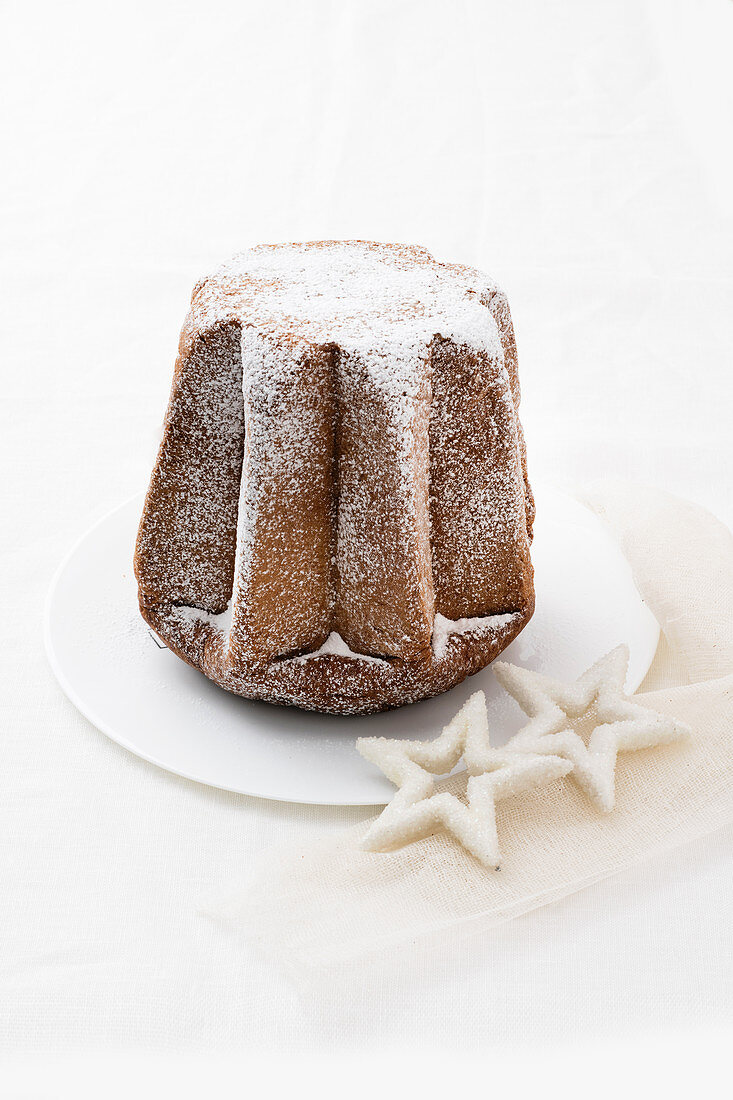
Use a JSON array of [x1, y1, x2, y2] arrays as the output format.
[[494, 645, 691, 813], [357, 692, 572, 868]]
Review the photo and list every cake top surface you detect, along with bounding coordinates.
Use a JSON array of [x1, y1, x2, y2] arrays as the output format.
[[193, 241, 504, 358]]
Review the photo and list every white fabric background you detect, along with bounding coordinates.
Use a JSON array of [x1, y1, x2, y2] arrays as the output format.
[[1, 0, 732, 1061]]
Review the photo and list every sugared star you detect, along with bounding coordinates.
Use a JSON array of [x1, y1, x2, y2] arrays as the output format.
[[357, 691, 572, 868], [494, 645, 690, 813]]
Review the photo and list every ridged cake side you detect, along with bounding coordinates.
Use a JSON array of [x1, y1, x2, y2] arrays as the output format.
[[134, 242, 534, 714]]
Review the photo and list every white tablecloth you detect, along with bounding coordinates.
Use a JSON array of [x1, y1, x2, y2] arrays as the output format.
[[1, 0, 731, 1068]]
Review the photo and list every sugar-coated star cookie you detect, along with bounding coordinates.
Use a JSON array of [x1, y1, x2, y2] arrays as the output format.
[[357, 692, 572, 868], [494, 645, 690, 813]]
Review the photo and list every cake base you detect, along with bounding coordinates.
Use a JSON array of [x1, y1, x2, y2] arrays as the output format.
[[44, 486, 659, 806]]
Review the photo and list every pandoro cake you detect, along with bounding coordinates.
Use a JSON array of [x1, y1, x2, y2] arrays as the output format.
[[134, 241, 535, 714]]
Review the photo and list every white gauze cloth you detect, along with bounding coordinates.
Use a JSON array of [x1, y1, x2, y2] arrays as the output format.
[[204, 484, 733, 970]]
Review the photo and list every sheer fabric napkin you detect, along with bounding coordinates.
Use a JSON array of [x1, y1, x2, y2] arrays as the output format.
[[205, 484, 733, 971]]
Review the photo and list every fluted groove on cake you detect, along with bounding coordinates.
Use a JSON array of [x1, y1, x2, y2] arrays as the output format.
[[332, 340, 435, 660], [135, 321, 244, 613], [227, 326, 336, 662], [428, 334, 531, 620]]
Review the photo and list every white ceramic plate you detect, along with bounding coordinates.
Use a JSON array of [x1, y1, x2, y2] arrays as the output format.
[[44, 486, 659, 806]]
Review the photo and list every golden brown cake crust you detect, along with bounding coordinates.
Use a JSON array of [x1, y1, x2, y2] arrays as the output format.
[[134, 241, 535, 715]]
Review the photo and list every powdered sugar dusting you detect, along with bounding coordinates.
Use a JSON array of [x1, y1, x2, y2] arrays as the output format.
[[290, 631, 388, 665], [203, 242, 503, 362], [168, 605, 521, 667], [432, 611, 521, 660], [172, 602, 233, 634]]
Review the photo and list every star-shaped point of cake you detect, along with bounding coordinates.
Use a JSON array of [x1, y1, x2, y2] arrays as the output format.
[[494, 645, 691, 813], [357, 692, 572, 868]]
